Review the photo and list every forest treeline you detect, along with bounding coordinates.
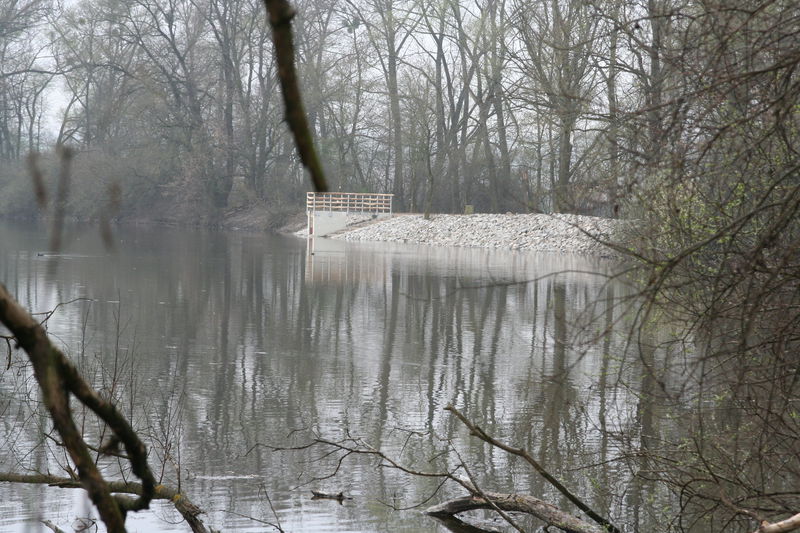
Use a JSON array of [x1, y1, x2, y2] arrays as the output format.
[[0, 0, 749, 221]]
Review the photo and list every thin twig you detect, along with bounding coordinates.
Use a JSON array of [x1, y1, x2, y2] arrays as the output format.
[[446, 404, 621, 533]]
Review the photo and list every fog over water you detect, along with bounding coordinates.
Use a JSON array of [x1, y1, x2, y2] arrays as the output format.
[[0, 223, 666, 532]]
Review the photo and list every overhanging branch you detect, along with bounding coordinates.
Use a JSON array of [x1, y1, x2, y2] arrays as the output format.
[[261, 0, 328, 193], [0, 284, 157, 532]]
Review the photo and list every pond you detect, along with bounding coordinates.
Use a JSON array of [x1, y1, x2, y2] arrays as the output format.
[[0, 222, 661, 532]]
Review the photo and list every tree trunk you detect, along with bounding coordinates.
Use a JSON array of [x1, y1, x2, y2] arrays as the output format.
[[388, 48, 404, 209], [555, 114, 574, 212]]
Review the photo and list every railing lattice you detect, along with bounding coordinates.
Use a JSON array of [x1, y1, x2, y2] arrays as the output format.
[[306, 192, 393, 214]]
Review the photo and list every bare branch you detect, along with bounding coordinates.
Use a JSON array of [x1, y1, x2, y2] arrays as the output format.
[[0, 283, 157, 531], [445, 404, 620, 533], [261, 0, 328, 193]]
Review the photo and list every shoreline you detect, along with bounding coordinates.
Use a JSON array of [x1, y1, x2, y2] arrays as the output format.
[[2, 208, 621, 258], [0, 203, 308, 234]]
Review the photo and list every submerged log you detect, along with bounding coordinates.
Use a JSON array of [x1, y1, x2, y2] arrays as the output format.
[[425, 490, 606, 533], [310, 490, 352, 501]]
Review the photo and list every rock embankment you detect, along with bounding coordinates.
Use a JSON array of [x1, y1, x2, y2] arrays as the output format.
[[330, 213, 620, 257]]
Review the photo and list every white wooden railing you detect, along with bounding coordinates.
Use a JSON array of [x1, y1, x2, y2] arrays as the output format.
[[306, 192, 393, 214]]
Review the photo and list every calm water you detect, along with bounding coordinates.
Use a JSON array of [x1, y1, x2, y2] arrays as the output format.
[[0, 223, 660, 532]]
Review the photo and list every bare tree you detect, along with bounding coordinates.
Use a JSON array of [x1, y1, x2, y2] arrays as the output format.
[[509, 0, 602, 213], [0, 0, 51, 159], [611, 0, 800, 530]]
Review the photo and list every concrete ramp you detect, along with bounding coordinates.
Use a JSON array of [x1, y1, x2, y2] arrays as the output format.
[[309, 211, 349, 237]]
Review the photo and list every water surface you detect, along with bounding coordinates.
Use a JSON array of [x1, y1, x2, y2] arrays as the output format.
[[0, 223, 654, 532]]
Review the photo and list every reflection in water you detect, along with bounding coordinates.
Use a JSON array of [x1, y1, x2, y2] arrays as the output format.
[[0, 225, 659, 532]]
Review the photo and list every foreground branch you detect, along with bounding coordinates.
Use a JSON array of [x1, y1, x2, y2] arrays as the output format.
[[0, 473, 213, 533], [0, 284, 156, 532], [262, 0, 328, 193]]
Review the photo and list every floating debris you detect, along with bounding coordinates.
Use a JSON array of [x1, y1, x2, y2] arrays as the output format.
[[311, 490, 352, 502]]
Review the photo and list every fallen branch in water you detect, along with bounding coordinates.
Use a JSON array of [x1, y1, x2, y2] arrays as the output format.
[[0, 472, 215, 533], [446, 404, 621, 533], [426, 478, 605, 533], [261, 418, 616, 533]]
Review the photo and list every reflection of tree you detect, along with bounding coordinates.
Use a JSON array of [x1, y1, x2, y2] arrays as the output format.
[[210, 245, 232, 449], [252, 252, 632, 531], [595, 284, 614, 517], [0, 284, 157, 532], [373, 270, 399, 447], [540, 280, 567, 500], [626, 340, 658, 533], [2, 226, 663, 531]]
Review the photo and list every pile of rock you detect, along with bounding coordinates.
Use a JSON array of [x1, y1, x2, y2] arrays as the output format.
[[330, 213, 620, 257]]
